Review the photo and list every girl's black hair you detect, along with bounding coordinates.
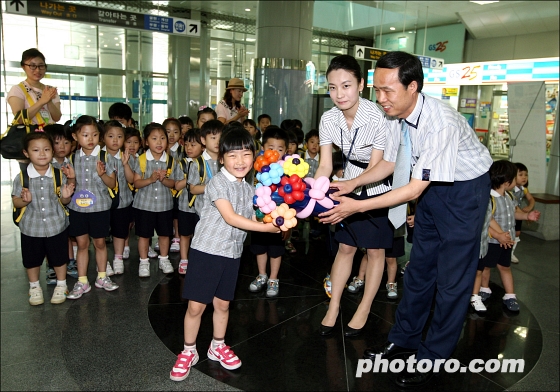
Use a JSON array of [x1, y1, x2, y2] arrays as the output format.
[[218, 128, 255, 160], [23, 132, 53, 151], [280, 119, 295, 131], [243, 118, 257, 128], [184, 128, 202, 144], [21, 48, 45, 65], [326, 55, 362, 82], [69, 115, 102, 135], [489, 160, 518, 190], [103, 120, 126, 138], [514, 162, 528, 172], [197, 107, 217, 122], [200, 119, 224, 138], [124, 127, 142, 141], [143, 122, 167, 141], [162, 117, 181, 131], [286, 129, 298, 144], [179, 116, 194, 127], [514, 162, 529, 187], [332, 151, 344, 173], [44, 124, 71, 142]]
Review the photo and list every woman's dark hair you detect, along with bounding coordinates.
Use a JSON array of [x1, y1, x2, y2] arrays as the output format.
[[23, 132, 53, 151], [184, 128, 202, 144], [200, 119, 224, 139], [218, 128, 255, 160], [143, 122, 167, 141], [223, 89, 241, 110], [69, 115, 102, 135], [125, 127, 142, 142], [179, 116, 194, 127], [21, 48, 45, 66], [44, 124, 71, 142], [197, 107, 217, 122], [103, 120, 126, 138], [489, 160, 518, 189], [326, 55, 362, 82], [376, 51, 424, 93]]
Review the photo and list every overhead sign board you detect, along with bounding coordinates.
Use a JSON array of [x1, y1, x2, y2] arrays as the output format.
[[4, 0, 200, 36], [354, 46, 390, 61], [354, 46, 444, 70]]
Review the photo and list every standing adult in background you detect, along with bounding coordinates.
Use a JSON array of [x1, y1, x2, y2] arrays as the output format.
[[216, 78, 249, 124], [7, 48, 61, 125], [321, 51, 493, 387]]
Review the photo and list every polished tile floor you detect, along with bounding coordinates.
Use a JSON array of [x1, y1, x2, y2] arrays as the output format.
[[1, 157, 559, 391]]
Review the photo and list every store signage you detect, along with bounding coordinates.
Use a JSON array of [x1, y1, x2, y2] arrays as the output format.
[[4, 0, 201, 36], [442, 88, 458, 96], [424, 58, 559, 85], [460, 98, 477, 108], [417, 55, 445, 70]]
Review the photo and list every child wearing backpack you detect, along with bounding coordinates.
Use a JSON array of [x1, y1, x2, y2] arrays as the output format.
[[44, 124, 78, 280], [174, 128, 205, 274], [470, 160, 540, 313], [66, 115, 119, 299], [132, 123, 182, 277], [102, 120, 135, 275], [12, 132, 75, 305]]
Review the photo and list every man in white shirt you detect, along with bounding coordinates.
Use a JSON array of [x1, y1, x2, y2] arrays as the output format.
[[321, 51, 492, 387]]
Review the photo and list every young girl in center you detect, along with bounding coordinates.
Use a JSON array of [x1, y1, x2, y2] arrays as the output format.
[[170, 128, 279, 382], [12, 132, 75, 305], [66, 115, 119, 299], [102, 121, 135, 274], [131, 123, 181, 278], [163, 117, 184, 254]]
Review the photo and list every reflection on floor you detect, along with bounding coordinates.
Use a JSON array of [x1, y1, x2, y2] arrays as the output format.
[[1, 156, 559, 391]]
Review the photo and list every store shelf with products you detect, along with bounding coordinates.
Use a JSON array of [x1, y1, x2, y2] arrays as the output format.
[[488, 92, 509, 159]]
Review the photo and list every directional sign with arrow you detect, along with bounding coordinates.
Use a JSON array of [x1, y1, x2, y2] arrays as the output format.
[[7, 0, 27, 14], [186, 19, 200, 37]]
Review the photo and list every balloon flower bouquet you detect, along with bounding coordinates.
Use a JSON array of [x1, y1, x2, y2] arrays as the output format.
[[253, 150, 337, 231]]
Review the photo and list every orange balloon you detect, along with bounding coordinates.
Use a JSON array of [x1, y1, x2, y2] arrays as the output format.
[[263, 214, 273, 223]]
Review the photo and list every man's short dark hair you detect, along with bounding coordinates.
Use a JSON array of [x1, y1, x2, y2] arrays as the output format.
[[376, 51, 424, 93]]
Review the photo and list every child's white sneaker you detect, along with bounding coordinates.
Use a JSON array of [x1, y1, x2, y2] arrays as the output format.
[[113, 259, 124, 274], [139, 261, 150, 277], [29, 286, 44, 305], [51, 286, 68, 304]]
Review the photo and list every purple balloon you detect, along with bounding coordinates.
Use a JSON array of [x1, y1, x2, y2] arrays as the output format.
[[275, 216, 284, 227], [292, 158, 300, 165], [261, 165, 270, 173]]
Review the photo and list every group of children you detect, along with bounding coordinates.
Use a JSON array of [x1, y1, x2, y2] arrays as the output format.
[[12, 101, 539, 382]]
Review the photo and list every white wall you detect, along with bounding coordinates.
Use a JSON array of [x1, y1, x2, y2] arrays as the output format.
[[464, 31, 560, 62]]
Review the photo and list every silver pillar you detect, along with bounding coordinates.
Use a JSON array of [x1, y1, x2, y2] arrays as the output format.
[[253, 1, 314, 130], [545, 110, 559, 195]]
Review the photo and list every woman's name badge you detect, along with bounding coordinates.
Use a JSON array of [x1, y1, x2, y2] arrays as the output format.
[[39, 108, 50, 121], [72, 189, 97, 208]]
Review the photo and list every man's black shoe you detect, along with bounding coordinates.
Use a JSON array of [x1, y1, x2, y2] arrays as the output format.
[[395, 369, 435, 388], [363, 342, 417, 360]]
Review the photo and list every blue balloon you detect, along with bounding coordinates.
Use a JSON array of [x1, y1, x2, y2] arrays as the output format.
[[284, 184, 292, 193], [261, 165, 270, 173], [292, 158, 301, 165]]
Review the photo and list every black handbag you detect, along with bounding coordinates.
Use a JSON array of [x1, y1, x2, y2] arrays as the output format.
[[0, 109, 42, 160]]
